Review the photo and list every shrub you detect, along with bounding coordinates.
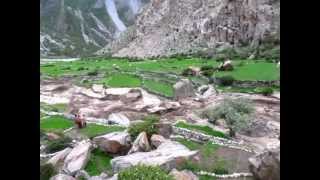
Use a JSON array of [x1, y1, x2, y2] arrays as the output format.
[[204, 97, 254, 137], [87, 69, 98, 76], [118, 165, 173, 180], [181, 68, 193, 76], [45, 136, 72, 153], [255, 87, 274, 96], [40, 163, 57, 180], [200, 65, 215, 71], [218, 76, 234, 86], [202, 70, 214, 77], [128, 115, 160, 140], [77, 67, 85, 71]]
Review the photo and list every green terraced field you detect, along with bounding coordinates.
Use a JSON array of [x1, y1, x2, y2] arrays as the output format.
[[41, 58, 279, 95]]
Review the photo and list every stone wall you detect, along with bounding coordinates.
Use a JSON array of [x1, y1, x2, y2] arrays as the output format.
[[172, 126, 254, 153]]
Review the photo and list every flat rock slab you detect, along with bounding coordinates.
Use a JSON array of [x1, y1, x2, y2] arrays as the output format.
[[63, 140, 92, 175], [93, 131, 131, 154], [111, 141, 198, 173], [50, 174, 76, 180]]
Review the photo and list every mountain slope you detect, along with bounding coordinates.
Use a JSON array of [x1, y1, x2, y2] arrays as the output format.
[[97, 0, 280, 58], [40, 0, 148, 57]]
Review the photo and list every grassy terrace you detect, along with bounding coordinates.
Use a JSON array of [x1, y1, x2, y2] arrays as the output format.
[[215, 60, 280, 81], [40, 116, 73, 133], [142, 79, 174, 97], [79, 124, 125, 138], [41, 58, 280, 96], [175, 121, 227, 138], [175, 138, 228, 175], [40, 115, 125, 138]]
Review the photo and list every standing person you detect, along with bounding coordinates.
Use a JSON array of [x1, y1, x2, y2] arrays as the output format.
[[74, 113, 83, 129]]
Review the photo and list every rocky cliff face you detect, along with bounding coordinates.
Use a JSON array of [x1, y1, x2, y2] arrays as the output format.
[[97, 0, 280, 58], [40, 0, 149, 57]]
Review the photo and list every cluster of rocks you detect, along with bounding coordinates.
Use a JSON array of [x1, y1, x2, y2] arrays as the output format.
[[110, 132, 198, 173], [249, 145, 280, 180]]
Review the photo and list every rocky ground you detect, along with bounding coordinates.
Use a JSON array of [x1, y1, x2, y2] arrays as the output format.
[[40, 76, 279, 180]]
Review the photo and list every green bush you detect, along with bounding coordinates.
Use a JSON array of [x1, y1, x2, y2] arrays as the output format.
[[200, 65, 215, 71], [45, 136, 72, 153], [202, 70, 214, 77], [204, 97, 254, 137], [255, 87, 274, 96], [118, 165, 173, 180], [77, 67, 85, 71], [181, 68, 193, 76], [40, 163, 57, 180], [87, 69, 98, 76], [218, 76, 234, 86], [128, 115, 159, 140]]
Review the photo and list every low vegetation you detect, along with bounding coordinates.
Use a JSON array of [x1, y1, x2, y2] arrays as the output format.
[[84, 148, 113, 176], [40, 116, 73, 133], [143, 80, 174, 97], [176, 138, 228, 174], [203, 97, 254, 137], [118, 165, 174, 180], [175, 121, 227, 138], [79, 124, 125, 138], [45, 135, 72, 153], [105, 74, 141, 88], [128, 115, 160, 140], [40, 163, 57, 180]]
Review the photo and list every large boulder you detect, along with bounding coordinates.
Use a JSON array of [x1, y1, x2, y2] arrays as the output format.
[[173, 79, 195, 100], [111, 141, 198, 173], [155, 123, 173, 138], [169, 169, 199, 180], [150, 134, 167, 148], [63, 140, 92, 175], [108, 113, 131, 127], [92, 84, 105, 94], [196, 85, 216, 99], [50, 174, 76, 180], [47, 148, 72, 168], [249, 146, 280, 180], [120, 89, 142, 103], [128, 132, 151, 154], [219, 60, 233, 71], [93, 131, 131, 154]]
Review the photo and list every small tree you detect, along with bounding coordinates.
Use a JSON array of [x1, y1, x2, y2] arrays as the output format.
[[203, 97, 254, 137]]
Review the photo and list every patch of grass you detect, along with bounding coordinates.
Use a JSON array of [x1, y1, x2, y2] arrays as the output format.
[[143, 80, 174, 97], [105, 74, 141, 87], [128, 115, 160, 140], [84, 148, 113, 176], [118, 165, 174, 180], [175, 138, 219, 158], [175, 122, 227, 138], [215, 61, 279, 81], [45, 136, 72, 153], [79, 124, 125, 138], [199, 175, 217, 180], [40, 163, 57, 180], [176, 138, 228, 175], [40, 116, 73, 132]]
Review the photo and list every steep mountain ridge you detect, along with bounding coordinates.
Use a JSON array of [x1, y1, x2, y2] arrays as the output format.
[[40, 0, 148, 57], [97, 0, 280, 58]]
